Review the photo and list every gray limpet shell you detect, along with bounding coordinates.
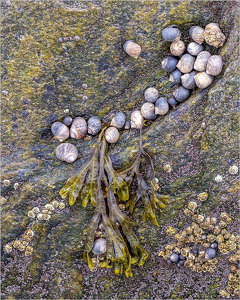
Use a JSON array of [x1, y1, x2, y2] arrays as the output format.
[[167, 97, 178, 107], [130, 110, 144, 129], [189, 26, 205, 44], [194, 72, 214, 89]]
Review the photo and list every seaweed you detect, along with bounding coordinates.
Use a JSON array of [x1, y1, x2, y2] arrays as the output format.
[[59, 127, 168, 276]]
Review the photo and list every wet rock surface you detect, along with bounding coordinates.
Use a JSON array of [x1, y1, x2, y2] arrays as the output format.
[[1, 0, 239, 299]]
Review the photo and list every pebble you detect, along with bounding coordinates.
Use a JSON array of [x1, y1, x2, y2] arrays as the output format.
[[63, 116, 73, 126], [178, 260, 185, 266], [206, 247, 216, 259], [192, 249, 198, 255], [170, 253, 179, 263], [211, 242, 218, 249]]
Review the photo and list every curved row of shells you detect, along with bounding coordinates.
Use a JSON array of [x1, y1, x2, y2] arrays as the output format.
[[51, 23, 225, 163]]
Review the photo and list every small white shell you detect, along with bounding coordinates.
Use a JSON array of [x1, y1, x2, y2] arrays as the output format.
[[105, 127, 120, 144], [70, 117, 87, 139], [170, 40, 185, 56], [130, 110, 144, 129], [110, 112, 126, 129], [194, 51, 211, 72], [194, 72, 214, 89], [93, 238, 107, 255], [141, 103, 156, 120], [56, 143, 78, 163], [51, 122, 69, 142], [123, 41, 141, 58], [176, 54, 195, 73], [206, 55, 223, 76]]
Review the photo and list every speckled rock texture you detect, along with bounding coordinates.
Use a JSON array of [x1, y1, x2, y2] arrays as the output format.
[[1, 0, 239, 299]]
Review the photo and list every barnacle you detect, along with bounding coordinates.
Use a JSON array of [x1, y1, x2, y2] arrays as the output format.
[[59, 127, 167, 276]]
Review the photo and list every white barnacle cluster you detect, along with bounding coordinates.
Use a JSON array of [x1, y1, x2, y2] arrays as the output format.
[[4, 229, 34, 256], [4, 200, 66, 256], [27, 200, 65, 221]]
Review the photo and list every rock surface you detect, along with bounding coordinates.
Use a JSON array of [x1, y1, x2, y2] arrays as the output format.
[[1, 0, 239, 299]]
